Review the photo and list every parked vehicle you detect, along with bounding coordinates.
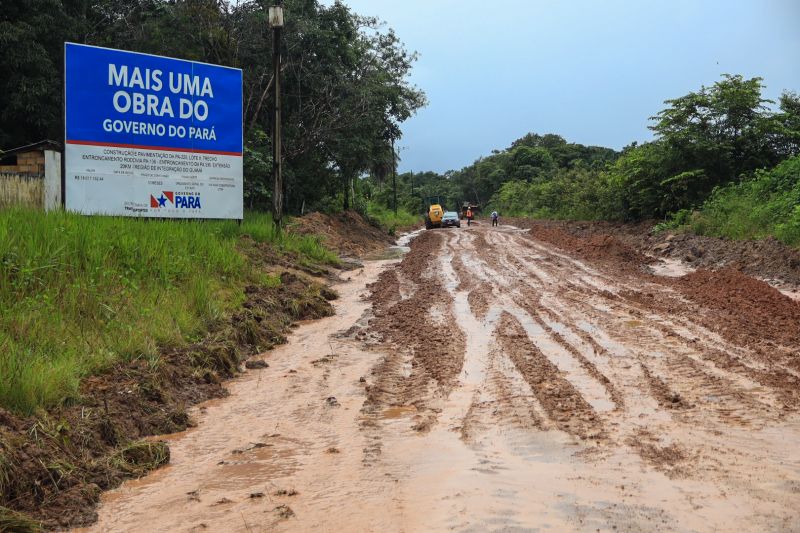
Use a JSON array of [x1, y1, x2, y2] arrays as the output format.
[[441, 211, 461, 228], [425, 195, 446, 229]]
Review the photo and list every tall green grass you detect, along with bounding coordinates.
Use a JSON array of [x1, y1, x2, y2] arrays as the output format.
[[0, 208, 337, 414], [242, 212, 339, 265], [366, 203, 420, 234]]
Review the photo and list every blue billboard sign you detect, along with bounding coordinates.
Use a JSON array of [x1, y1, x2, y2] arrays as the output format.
[[64, 43, 243, 218]]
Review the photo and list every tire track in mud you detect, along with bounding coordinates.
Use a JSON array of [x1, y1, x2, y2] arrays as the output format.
[[559, 279, 793, 419], [614, 287, 800, 409], [639, 363, 690, 410], [360, 225, 799, 531], [362, 230, 465, 441], [502, 226, 800, 482], [446, 229, 618, 436], [512, 226, 800, 413], [449, 234, 498, 316], [441, 231, 557, 447], [481, 233, 652, 423], [500, 230, 788, 422], [473, 227, 800, 489], [459, 348, 548, 444], [496, 312, 604, 440], [579, 291, 777, 427], [510, 284, 625, 411]]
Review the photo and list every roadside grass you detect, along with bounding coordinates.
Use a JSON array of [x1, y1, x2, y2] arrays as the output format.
[[241, 211, 339, 265], [366, 203, 420, 234], [0, 506, 41, 532], [0, 208, 337, 414]]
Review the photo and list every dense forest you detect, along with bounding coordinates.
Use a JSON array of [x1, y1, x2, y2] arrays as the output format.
[[367, 75, 800, 244], [0, 0, 425, 213]]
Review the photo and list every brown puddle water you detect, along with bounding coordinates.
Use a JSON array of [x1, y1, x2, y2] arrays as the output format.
[[78, 260, 406, 532]]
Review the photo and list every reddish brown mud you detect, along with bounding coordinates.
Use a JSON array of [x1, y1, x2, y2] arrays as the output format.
[[78, 223, 800, 532]]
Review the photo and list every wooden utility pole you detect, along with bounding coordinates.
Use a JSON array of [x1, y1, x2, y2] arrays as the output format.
[[270, 5, 284, 228], [391, 137, 397, 215]]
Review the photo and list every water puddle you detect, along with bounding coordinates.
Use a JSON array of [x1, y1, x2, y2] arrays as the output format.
[[380, 405, 418, 419], [363, 228, 424, 261], [395, 227, 426, 248], [363, 247, 406, 260], [648, 257, 696, 277], [508, 306, 615, 413], [777, 286, 800, 301]]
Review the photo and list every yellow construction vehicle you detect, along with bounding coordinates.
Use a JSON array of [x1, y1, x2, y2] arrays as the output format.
[[425, 196, 445, 229]]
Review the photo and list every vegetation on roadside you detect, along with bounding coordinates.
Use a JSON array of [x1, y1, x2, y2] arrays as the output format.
[[0, 209, 337, 415], [0, 208, 339, 528], [0, 506, 41, 533], [660, 155, 800, 246], [363, 170, 457, 216], [366, 203, 420, 234], [364, 75, 799, 247]]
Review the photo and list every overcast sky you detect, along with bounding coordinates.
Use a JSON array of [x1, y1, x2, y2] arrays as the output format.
[[329, 0, 800, 173]]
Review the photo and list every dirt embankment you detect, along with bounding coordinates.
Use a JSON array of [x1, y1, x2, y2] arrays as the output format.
[[1, 259, 337, 529], [520, 218, 800, 285], [676, 268, 800, 368], [290, 211, 395, 257], [507, 218, 651, 271]]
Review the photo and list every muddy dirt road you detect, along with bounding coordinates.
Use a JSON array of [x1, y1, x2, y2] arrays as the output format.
[[82, 224, 800, 532]]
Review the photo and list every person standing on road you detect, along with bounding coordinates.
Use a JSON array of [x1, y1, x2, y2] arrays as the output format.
[[491, 210, 499, 227], [466, 207, 473, 226]]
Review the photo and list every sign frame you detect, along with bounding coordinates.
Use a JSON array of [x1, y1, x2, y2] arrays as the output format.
[[63, 42, 244, 220]]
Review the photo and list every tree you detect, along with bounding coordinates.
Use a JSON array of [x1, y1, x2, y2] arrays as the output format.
[[510, 146, 555, 180], [650, 75, 785, 186], [637, 75, 800, 214], [771, 92, 800, 159], [0, 0, 425, 216]]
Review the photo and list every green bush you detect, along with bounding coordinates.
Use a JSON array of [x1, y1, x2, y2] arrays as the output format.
[[685, 156, 800, 246], [487, 167, 612, 221], [366, 203, 420, 234]]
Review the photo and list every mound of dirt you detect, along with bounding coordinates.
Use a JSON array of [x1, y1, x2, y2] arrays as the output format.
[[521, 218, 800, 286], [578, 234, 653, 265], [0, 261, 335, 529], [645, 232, 800, 285], [675, 268, 800, 355], [511, 219, 652, 269], [290, 211, 394, 257]]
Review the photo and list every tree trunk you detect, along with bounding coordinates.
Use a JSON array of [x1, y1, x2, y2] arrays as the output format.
[[249, 73, 274, 133], [343, 173, 351, 211]]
